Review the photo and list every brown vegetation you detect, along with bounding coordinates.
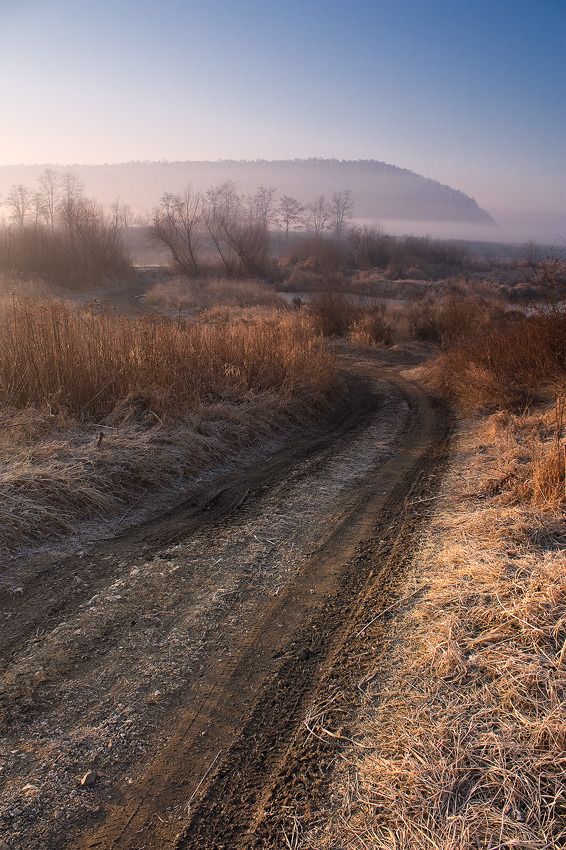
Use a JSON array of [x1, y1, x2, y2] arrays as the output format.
[[144, 276, 283, 314], [314, 412, 565, 850], [307, 291, 394, 347], [0, 298, 339, 550], [307, 286, 565, 850], [0, 170, 132, 286], [0, 297, 331, 419], [425, 303, 566, 412]]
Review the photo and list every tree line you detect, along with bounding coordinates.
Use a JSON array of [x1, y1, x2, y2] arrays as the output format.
[[0, 170, 131, 284], [151, 183, 354, 276]]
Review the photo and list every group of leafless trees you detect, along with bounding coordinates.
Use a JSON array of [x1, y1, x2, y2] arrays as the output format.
[[0, 170, 132, 285], [151, 183, 354, 277]]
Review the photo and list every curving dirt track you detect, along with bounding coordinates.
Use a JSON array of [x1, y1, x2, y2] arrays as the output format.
[[0, 349, 449, 850]]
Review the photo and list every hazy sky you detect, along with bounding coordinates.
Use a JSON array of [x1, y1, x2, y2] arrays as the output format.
[[0, 0, 564, 233]]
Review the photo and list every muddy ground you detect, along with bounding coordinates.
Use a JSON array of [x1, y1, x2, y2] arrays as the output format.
[[0, 348, 449, 850]]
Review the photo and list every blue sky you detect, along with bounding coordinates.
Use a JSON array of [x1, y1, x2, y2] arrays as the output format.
[[0, 0, 564, 230]]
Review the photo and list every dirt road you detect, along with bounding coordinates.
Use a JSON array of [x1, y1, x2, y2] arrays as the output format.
[[0, 350, 448, 850]]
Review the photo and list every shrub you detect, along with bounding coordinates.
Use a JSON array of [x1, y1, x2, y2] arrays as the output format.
[[431, 306, 566, 412], [0, 207, 132, 287], [308, 292, 360, 337], [406, 290, 502, 347], [349, 305, 394, 348]]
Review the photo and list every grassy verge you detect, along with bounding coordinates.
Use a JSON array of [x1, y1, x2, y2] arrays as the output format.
[[313, 409, 565, 849], [0, 298, 339, 552], [306, 298, 565, 850]]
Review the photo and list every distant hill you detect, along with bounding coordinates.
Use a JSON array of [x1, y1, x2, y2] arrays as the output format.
[[0, 159, 493, 225]]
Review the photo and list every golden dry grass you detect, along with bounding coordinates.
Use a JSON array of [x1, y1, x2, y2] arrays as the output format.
[[144, 276, 283, 313], [348, 307, 394, 349], [308, 412, 565, 850], [0, 297, 334, 419], [307, 292, 395, 348], [427, 307, 566, 413], [0, 297, 339, 550]]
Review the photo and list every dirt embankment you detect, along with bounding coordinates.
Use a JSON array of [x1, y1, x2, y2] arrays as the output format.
[[0, 349, 449, 850]]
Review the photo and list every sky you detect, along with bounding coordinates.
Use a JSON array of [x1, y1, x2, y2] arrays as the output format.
[[0, 0, 564, 239]]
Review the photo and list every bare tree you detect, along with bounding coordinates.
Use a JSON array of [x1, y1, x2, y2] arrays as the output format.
[[202, 181, 241, 274], [0, 174, 130, 284], [6, 184, 33, 228], [134, 209, 152, 227], [224, 214, 270, 276], [110, 199, 134, 230], [330, 190, 353, 241], [202, 181, 271, 276], [252, 186, 276, 229], [31, 191, 47, 226], [278, 195, 304, 240], [306, 195, 330, 236], [59, 172, 84, 207], [152, 187, 203, 276], [38, 168, 62, 228]]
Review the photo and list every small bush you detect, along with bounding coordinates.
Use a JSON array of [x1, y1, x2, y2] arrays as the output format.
[[406, 289, 502, 347], [308, 292, 360, 337], [349, 305, 394, 348]]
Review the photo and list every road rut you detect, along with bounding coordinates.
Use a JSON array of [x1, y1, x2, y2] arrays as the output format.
[[0, 350, 448, 850]]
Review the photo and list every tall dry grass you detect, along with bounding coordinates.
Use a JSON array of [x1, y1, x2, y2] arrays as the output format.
[[403, 286, 565, 512], [415, 290, 566, 411], [307, 291, 394, 347], [144, 276, 283, 314], [0, 297, 335, 420], [0, 297, 340, 550], [405, 287, 505, 347], [310, 415, 565, 850]]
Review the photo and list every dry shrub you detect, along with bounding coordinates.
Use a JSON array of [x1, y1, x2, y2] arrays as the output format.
[[0, 216, 131, 288], [308, 292, 398, 347], [434, 309, 566, 412], [349, 305, 394, 348], [283, 267, 326, 292], [405, 288, 502, 347], [347, 227, 468, 278], [284, 236, 345, 275], [308, 292, 361, 337]]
